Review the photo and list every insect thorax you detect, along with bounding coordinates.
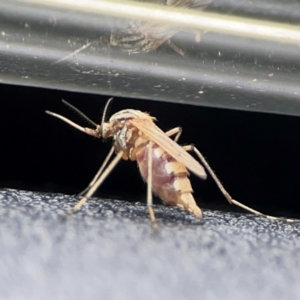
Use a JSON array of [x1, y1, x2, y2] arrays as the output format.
[[109, 109, 151, 122], [104, 109, 154, 160]]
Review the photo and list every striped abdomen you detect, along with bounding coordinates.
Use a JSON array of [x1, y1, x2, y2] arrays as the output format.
[[135, 144, 202, 218]]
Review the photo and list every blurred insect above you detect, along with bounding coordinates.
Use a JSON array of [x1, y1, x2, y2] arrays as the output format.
[[52, 0, 212, 65], [110, 0, 211, 55], [46, 98, 297, 224]]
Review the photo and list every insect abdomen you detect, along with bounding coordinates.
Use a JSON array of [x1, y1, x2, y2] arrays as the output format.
[[136, 144, 202, 218]]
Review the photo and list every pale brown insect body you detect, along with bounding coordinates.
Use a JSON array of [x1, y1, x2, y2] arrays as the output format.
[[46, 99, 297, 223], [136, 143, 202, 217], [101, 108, 203, 218]]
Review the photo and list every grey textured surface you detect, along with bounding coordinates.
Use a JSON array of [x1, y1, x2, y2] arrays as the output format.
[[0, 188, 299, 300]]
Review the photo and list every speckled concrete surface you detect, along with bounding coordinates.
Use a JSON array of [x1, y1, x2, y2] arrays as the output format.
[[0, 188, 299, 300]]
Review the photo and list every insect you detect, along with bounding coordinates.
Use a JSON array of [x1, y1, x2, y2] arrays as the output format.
[[46, 98, 296, 223], [54, 0, 211, 65], [110, 0, 211, 55]]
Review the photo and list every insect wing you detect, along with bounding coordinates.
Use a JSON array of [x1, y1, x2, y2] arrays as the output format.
[[130, 118, 207, 179], [137, 0, 211, 50], [138, 21, 181, 51]]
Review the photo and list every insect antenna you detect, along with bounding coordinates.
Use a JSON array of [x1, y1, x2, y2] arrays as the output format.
[[101, 97, 114, 126], [62, 99, 98, 127]]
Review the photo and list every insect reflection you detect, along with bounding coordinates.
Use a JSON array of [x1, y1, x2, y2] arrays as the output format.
[[110, 0, 211, 55]]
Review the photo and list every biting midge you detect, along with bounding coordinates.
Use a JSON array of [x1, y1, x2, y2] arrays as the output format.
[[46, 98, 297, 223]]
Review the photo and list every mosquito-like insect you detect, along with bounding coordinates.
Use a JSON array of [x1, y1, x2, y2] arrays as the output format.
[[46, 98, 296, 223]]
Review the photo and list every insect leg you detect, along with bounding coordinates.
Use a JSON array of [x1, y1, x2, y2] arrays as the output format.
[[78, 146, 115, 196], [164, 126, 182, 143], [147, 141, 156, 223], [52, 40, 97, 65], [182, 145, 297, 222], [194, 31, 201, 43], [67, 151, 124, 215], [166, 40, 185, 56], [182, 145, 233, 205]]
